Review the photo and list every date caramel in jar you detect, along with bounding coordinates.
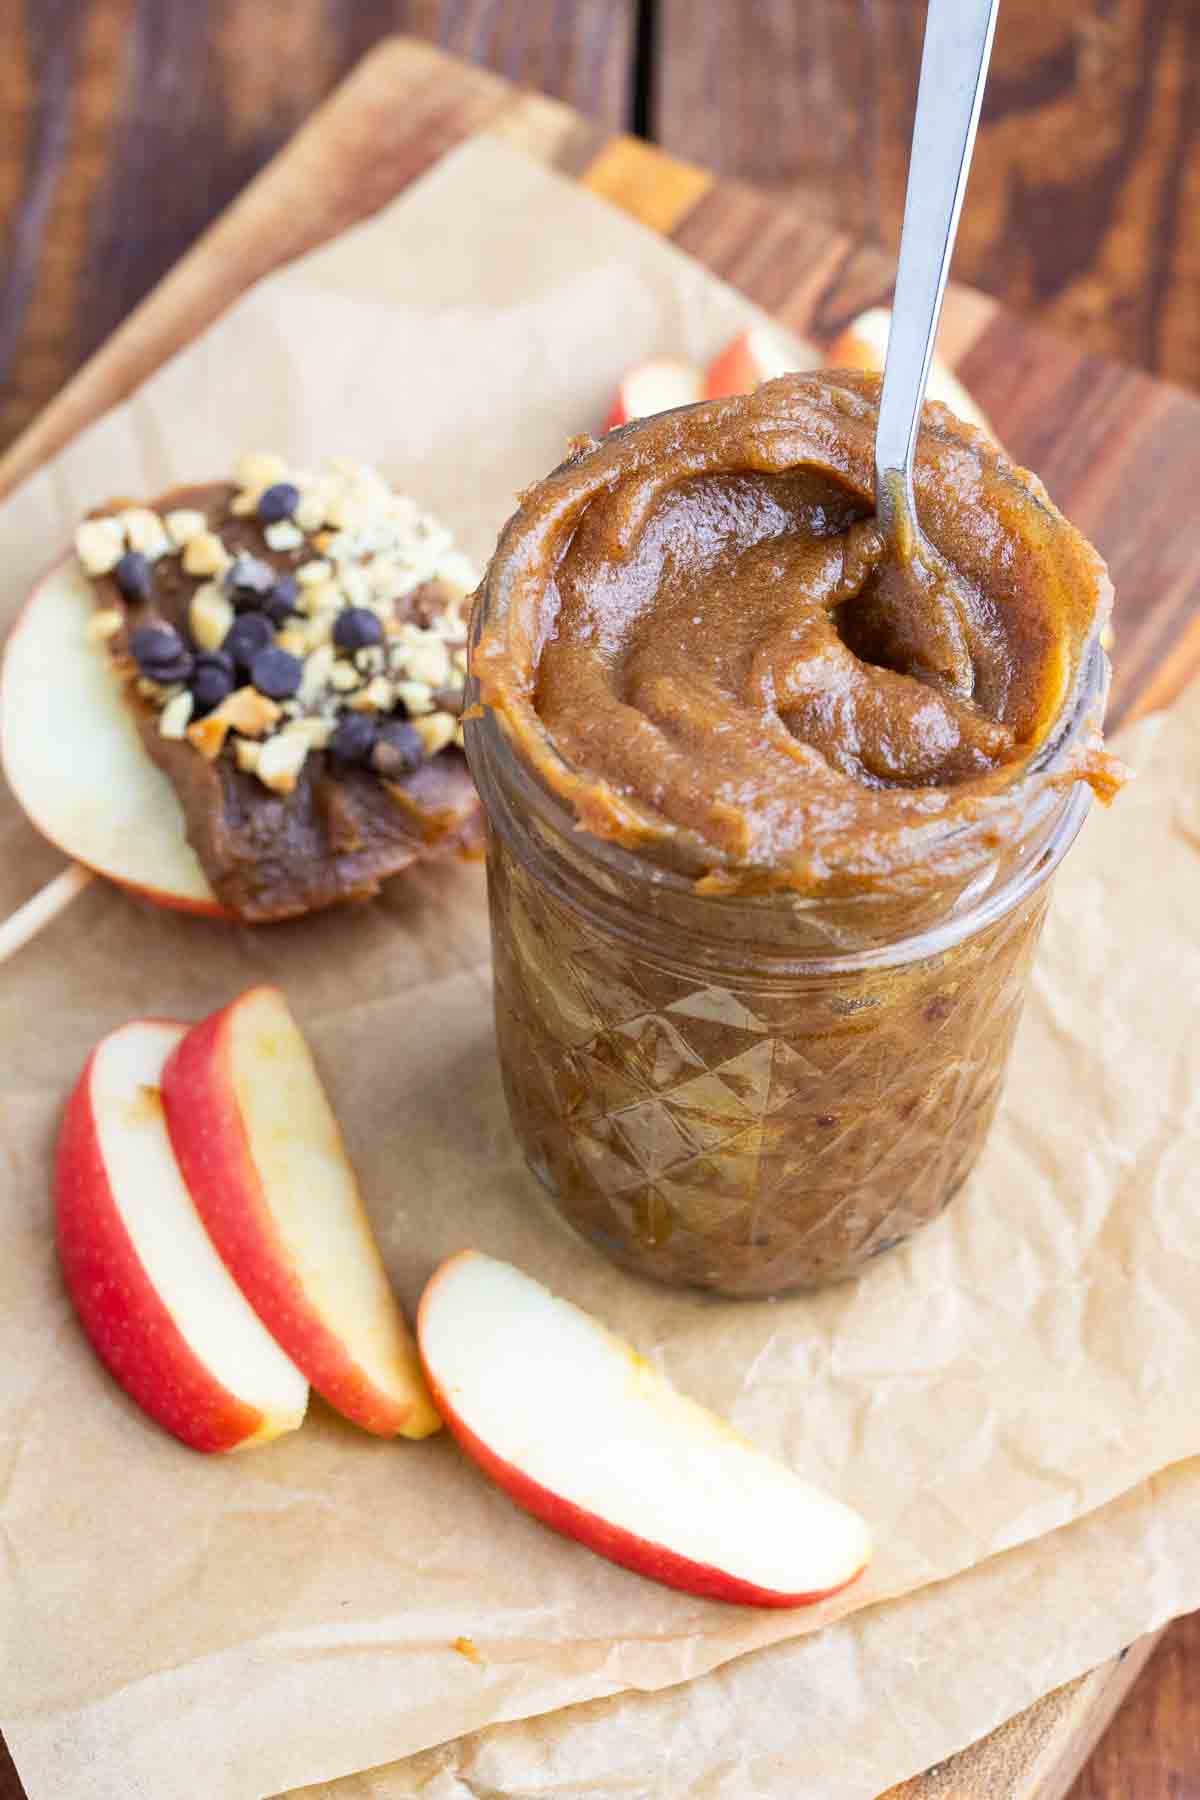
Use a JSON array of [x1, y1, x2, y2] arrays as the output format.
[[468, 372, 1120, 1296]]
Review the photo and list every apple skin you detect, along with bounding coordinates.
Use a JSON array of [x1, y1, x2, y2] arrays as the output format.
[[603, 357, 704, 431], [55, 1022, 306, 1452], [418, 1251, 871, 1609], [826, 308, 995, 438], [161, 987, 441, 1440], [703, 326, 820, 399], [0, 555, 232, 919], [423, 1364, 868, 1609]]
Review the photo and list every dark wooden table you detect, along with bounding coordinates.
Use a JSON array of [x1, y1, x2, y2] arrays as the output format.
[[2, 5, 1199, 1796]]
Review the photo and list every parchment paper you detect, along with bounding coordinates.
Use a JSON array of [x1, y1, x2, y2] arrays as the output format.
[[293, 1447, 1200, 1800], [1, 138, 1198, 1800]]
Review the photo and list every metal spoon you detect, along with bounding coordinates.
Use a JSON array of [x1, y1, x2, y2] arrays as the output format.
[[874, 0, 1000, 553]]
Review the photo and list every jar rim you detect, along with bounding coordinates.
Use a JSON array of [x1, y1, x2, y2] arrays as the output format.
[[466, 637, 1106, 975]]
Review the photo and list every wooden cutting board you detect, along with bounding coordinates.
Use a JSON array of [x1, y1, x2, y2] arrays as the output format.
[[2, 36, 1198, 1800]]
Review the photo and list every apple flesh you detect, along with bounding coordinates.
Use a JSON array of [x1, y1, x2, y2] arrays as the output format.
[[827, 306, 995, 438], [162, 985, 441, 1439], [0, 556, 227, 916], [418, 1251, 872, 1607], [603, 357, 704, 430], [703, 324, 821, 398], [56, 1019, 308, 1452]]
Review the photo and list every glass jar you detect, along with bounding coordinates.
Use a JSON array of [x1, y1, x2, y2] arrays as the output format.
[[466, 641, 1105, 1299]]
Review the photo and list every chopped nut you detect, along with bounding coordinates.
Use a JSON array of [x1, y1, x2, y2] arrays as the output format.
[[296, 559, 332, 588], [309, 579, 343, 614], [233, 737, 263, 774], [164, 508, 208, 548], [325, 489, 370, 531], [293, 491, 327, 533], [265, 521, 304, 552], [75, 517, 125, 576], [231, 491, 258, 518], [86, 607, 125, 643], [182, 530, 232, 578], [119, 507, 171, 559], [347, 675, 395, 712], [313, 530, 336, 553], [403, 637, 451, 688], [412, 710, 457, 757], [277, 626, 308, 657], [451, 646, 469, 674], [304, 610, 334, 648], [355, 645, 386, 676], [339, 564, 371, 609], [135, 676, 168, 702], [234, 451, 288, 492], [330, 661, 360, 693], [218, 685, 283, 737], [187, 713, 231, 760], [158, 690, 194, 739], [189, 582, 235, 652], [368, 557, 404, 602], [394, 678, 435, 717], [256, 730, 309, 794], [299, 643, 335, 704], [285, 715, 335, 750]]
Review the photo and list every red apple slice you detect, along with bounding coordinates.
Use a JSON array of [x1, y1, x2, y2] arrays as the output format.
[[703, 323, 821, 398], [162, 985, 441, 1439], [56, 1019, 308, 1452], [0, 557, 228, 916], [603, 357, 704, 430], [419, 1251, 872, 1607], [827, 306, 995, 438]]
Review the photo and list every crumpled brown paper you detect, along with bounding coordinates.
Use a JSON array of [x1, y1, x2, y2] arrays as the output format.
[[1, 139, 1198, 1800]]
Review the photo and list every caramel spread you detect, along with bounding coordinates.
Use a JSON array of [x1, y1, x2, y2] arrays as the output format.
[[475, 372, 1117, 895]]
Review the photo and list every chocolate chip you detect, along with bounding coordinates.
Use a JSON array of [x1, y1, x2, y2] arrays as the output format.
[[225, 554, 277, 609], [191, 661, 236, 714], [329, 712, 378, 766], [370, 719, 425, 777], [332, 607, 384, 652], [250, 646, 303, 700], [257, 482, 300, 525], [195, 648, 235, 676], [265, 574, 300, 624], [130, 623, 192, 683], [223, 612, 275, 670], [114, 551, 153, 603]]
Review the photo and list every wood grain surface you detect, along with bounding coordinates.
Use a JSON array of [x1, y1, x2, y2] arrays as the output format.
[[656, 0, 1200, 389], [1, 19, 1199, 1800]]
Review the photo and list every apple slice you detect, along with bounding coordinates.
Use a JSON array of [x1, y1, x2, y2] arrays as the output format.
[[162, 985, 441, 1440], [419, 1251, 872, 1607], [703, 323, 821, 398], [826, 306, 995, 438], [0, 557, 227, 916], [56, 1019, 308, 1452], [603, 357, 704, 430]]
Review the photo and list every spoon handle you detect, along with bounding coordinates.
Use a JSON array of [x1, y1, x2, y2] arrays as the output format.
[[875, 0, 1000, 543]]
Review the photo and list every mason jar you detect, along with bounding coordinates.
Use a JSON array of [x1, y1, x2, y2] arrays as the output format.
[[465, 637, 1105, 1299]]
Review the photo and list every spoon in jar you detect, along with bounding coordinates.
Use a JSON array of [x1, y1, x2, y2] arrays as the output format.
[[872, 0, 1000, 696]]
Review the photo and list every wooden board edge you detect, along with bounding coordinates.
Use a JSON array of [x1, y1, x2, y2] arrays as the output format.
[[880, 1631, 1164, 1800]]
